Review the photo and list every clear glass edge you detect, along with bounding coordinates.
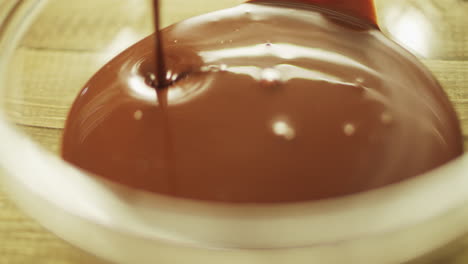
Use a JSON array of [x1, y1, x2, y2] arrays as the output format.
[[0, 0, 467, 262]]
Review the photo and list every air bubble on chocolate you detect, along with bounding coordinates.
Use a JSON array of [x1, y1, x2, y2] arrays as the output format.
[[272, 120, 296, 141], [133, 110, 143, 121], [344, 123, 357, 136], [381, 112, 394, 125]]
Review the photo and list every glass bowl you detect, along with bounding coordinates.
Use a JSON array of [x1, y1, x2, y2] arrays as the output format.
[[0, 0, 467, 263], [376, 0, 468, 60]]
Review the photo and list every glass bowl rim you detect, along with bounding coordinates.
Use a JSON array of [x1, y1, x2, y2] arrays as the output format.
[[0, 0, 468, 256]]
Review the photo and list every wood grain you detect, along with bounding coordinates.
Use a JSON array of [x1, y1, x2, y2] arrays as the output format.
[[0, 188, 107, 264], [0, 0, 467, 263]]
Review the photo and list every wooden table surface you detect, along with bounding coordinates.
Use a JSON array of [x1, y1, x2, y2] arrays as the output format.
[[0, 0, 467, 263]]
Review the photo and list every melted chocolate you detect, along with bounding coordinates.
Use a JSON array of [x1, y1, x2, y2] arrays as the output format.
[[62, 2, 463, 203], [152, 0, 169, 88], [250, 0, 377, 26]]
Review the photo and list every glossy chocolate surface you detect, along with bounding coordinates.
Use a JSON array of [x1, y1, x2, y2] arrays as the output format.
[[62, 2, 463, 203]]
